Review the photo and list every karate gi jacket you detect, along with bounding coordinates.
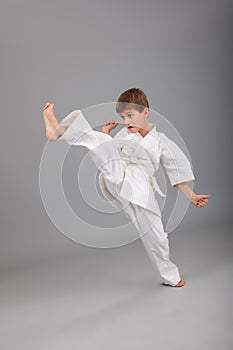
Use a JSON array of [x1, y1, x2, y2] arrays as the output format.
[[98, 123, 195, 218], [60, 110, 195, 218]]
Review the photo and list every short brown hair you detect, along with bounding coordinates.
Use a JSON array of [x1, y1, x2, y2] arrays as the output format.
[[116, 88, 149, 113]]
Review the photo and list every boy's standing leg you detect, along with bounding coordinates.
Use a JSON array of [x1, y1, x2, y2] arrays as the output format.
[[128, 204, 185, 287]]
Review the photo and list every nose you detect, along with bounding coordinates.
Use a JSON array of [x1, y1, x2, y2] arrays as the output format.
[[123, 116, 130, 125]]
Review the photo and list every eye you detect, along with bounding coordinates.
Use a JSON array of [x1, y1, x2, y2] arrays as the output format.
[[120, 116, 125, 119], [127, 113, 133, 118]]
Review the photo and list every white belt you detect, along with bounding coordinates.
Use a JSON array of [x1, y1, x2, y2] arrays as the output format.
[[122, 156, 166, 198], [149, 176, 166, 198]]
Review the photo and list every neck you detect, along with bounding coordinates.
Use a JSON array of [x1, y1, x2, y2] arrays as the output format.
[[138, 123, 154, 137]]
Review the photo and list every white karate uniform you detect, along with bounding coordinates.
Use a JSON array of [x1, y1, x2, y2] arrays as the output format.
[[59, 109, 195, 286]]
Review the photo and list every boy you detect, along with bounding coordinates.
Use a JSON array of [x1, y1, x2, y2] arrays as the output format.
[[42, 88, 211, 287]]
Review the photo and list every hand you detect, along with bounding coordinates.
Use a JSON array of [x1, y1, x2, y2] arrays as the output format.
[[191, 193, 212, 208], [102, 120, 118, 134]]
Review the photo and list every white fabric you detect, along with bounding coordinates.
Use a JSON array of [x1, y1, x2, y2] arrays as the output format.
[[58, 109, 195, 285], [128, 204, 181, 286]]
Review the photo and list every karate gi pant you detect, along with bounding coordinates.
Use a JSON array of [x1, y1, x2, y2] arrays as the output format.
[[59, 110, 181, 286]]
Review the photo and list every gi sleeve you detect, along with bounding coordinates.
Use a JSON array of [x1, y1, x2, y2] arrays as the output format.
[[159, 132, 196, 187]]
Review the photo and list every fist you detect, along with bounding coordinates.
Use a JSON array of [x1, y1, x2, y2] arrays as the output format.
[[102, 120, 118, 134], [191, 193, 212, 208]]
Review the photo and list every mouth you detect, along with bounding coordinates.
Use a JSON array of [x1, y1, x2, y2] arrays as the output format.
[[127, 126, 134, 129]]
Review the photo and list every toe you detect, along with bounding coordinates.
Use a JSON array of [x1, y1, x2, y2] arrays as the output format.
[[43, 103, 50, 110]]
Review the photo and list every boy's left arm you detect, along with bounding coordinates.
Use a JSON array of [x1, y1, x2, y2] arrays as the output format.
[[159, 132, 212, 208], [174, 182, 212, 208]]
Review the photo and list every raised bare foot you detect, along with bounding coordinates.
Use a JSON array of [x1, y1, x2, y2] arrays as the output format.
[[43, 102, 67, 141], [163, 279, 185, 288]]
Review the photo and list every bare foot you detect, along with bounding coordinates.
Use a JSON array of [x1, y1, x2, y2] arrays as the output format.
[[175, 279, 185, 287], [43, 102, 67, 140], [163, 279, 185, 288]]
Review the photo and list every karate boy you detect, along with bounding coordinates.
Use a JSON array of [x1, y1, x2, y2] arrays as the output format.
[[42, 88, 212, 288]]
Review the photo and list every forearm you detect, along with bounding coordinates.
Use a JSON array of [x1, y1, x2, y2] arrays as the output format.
[[174, 182, 195, 201], [174, 182, 212, 208]]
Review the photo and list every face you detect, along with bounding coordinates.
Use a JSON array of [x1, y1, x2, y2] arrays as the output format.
[[118, 108, 149, 133]]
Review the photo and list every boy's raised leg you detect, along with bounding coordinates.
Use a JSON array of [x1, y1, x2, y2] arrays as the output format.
[[43, 103, 67, 141], [43, 106, 125, 187]]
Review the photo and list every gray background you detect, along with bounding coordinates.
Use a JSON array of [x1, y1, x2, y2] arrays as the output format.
[[0, 1, 232, 349]]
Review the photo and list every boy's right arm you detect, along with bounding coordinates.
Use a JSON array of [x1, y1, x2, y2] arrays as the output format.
[[102, 120, 118, 135]]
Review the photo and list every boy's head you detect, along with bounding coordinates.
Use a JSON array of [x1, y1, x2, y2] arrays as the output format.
[[116, 87, 149, 113], [116, 88, 150, 133]]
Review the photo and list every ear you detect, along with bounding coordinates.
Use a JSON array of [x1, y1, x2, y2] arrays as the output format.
[[143, 107, 149, 119]]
